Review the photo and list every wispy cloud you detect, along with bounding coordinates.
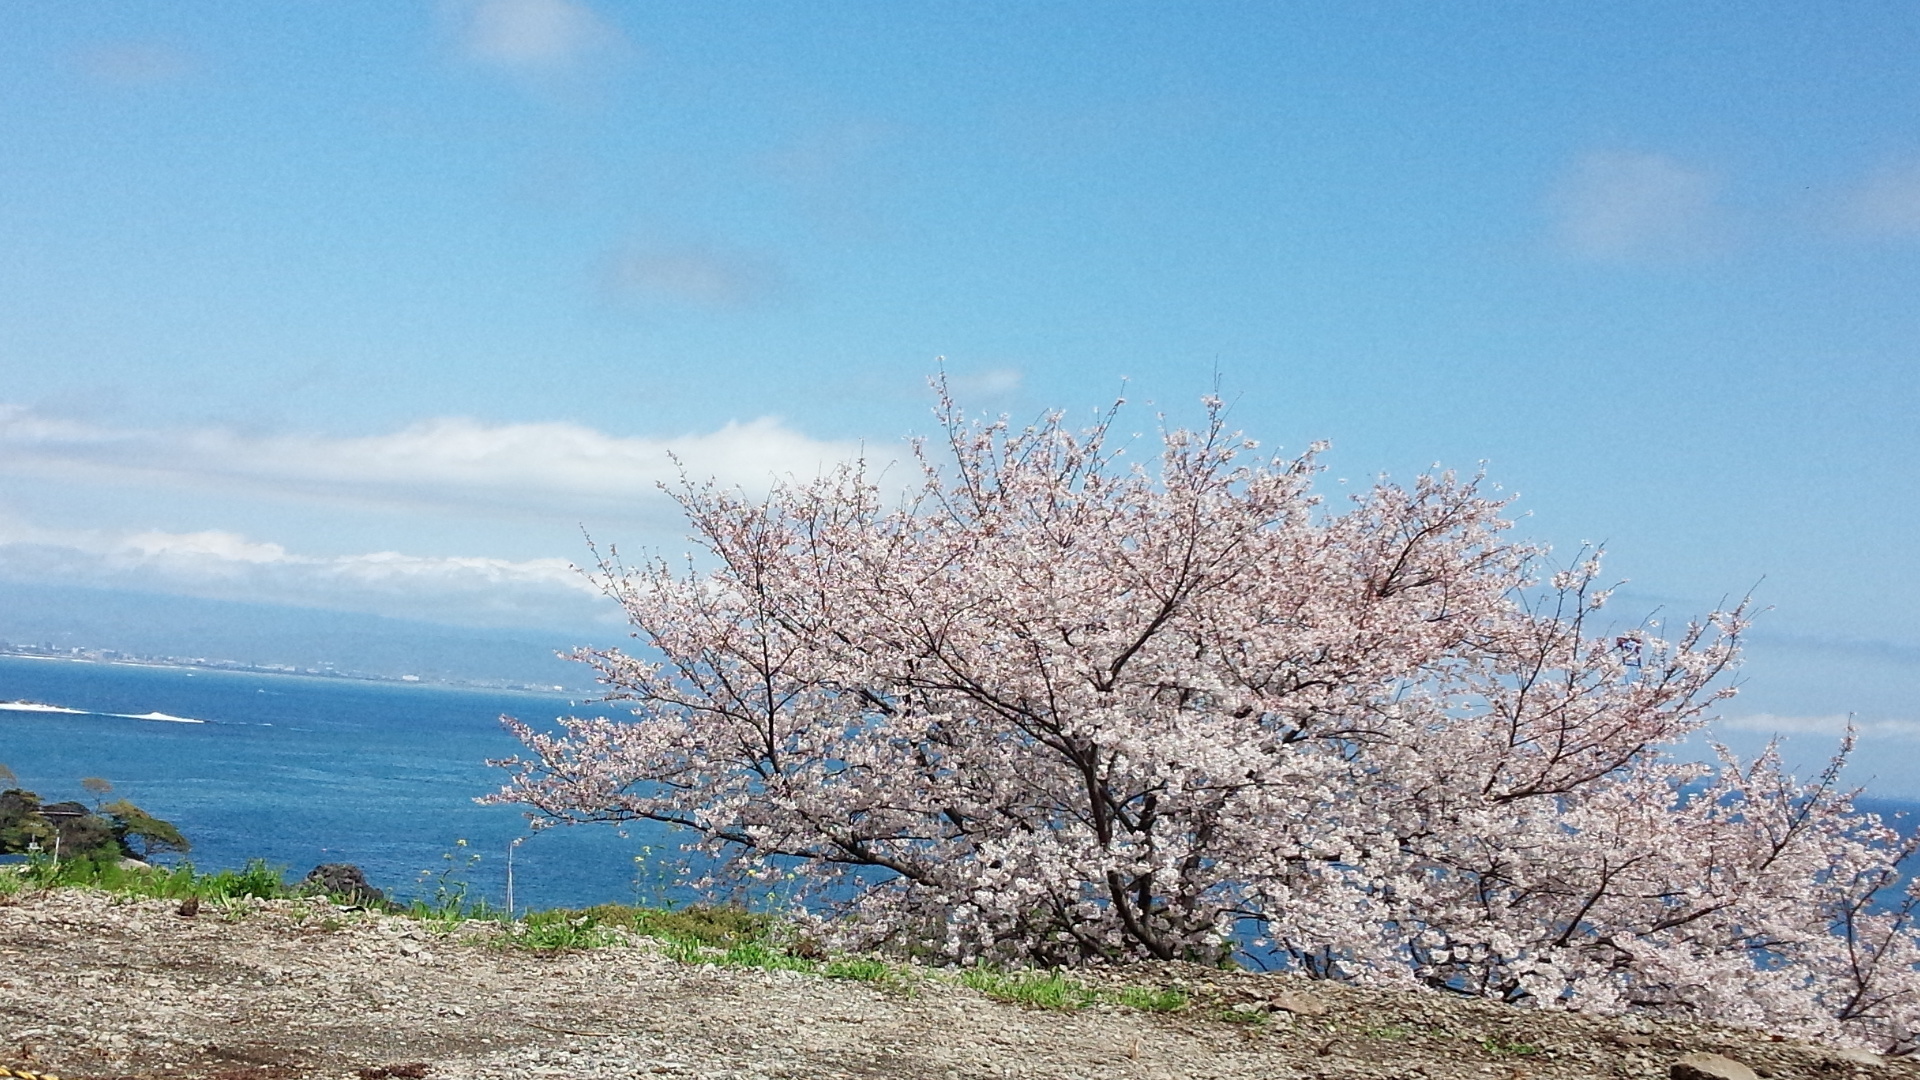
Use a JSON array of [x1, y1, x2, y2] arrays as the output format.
[[764, 121, 901, 232], [1549, 150, 1725, 261], [447, 0, 624, 73], [1743, 629, 1920, 668], [0, 406, 864, 516], [604, 242, 783, 309], [947, 367, 1024, 400], [1840, 161, 1920, 240], [0, 519, 609, 630], [1717, 713, 1920, 740], [74, 41, 195, 87]]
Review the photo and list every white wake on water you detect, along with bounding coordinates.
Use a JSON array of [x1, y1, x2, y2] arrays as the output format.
[[0, 700, 207, 723], [0, 700, 88, 714], [116, 711, 206, 724]]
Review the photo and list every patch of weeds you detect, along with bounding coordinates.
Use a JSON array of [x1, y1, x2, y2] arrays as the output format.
[[591, 903, 772, 949], [0, 865, 26, 901], [1366, 1023, 1413, 1040], [144, 860, 288, 901], [505, 908, 626, 953], [214, 859, 292, 900], [660, 936, 709, 965], [11, 856, 294, 903], [407, 897, 499, 934], [718, 939, 819, 973], [1110, 984, 1189, 1012], [616, 905, 821, 972], [407, 839, 482, 921], [824, 956, 899, 983], [959, 967, 1099, 1011], [1481, 1034, 1541, 1057], [587, 903, 1005, 1001], [1208, 1003, 1272, 1025]]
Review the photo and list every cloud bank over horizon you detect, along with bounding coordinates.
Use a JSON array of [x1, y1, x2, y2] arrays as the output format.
[[0, 405, 868, 517], [0, 517, 614, 630], [0, 404, 873, 629], [1717, 712, 1920, 741]]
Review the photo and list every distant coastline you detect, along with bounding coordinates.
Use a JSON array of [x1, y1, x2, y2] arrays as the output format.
[[0, 641, 578, 696]]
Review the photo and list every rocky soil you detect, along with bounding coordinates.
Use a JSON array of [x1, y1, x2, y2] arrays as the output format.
[[1, 888, 1913, 1080]]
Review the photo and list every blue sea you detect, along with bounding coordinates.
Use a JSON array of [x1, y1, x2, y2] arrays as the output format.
[[0, 654, 680, 911], [5, 653, 1915, 922]]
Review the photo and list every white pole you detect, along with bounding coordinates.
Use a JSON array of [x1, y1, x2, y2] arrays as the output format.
[[506, 837, 524, 920]]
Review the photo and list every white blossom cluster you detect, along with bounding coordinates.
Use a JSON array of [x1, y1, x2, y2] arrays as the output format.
[[490, 392, 1920, 1053]]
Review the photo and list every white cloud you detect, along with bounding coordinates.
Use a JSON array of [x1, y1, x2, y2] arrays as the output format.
[[949, 368, 1024, 398], [1841, 162, 1920, 239], [449, 0, 622, 72], [0, 406, 865, 517], [1717, 713, 1920, 740], [0, 518, 608, 630], [1549, 150, 1724, 261]]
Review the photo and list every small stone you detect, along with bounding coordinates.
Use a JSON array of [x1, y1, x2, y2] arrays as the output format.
[[1827, 1047, 1885, 1068], [1270, 989, 1329, 1017], [1610, 1033, 1653, 1048], [1671, 1052, 1760, 1080]]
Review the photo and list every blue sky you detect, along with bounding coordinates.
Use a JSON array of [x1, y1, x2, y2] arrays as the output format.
[[2, 4, 1917, 787]]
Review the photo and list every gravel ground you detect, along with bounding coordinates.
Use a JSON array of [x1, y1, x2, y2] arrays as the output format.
[[1, 889, 1913, 1080]]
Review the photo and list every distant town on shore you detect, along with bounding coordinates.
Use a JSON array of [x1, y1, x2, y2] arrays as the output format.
[[0, 640, 574, 696]]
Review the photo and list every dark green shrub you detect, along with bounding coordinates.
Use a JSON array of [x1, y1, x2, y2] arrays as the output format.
[[586, 903, 771, 947], [0, 785, 189, 862]]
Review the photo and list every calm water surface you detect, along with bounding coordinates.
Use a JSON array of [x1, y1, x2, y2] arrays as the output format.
[[0, 655, 676, 910]]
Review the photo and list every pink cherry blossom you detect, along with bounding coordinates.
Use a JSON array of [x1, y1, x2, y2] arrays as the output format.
[[490, 386, 1920, 1053]]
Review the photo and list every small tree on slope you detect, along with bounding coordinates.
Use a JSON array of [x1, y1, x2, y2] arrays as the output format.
[[491, 393, 1920, 1052]]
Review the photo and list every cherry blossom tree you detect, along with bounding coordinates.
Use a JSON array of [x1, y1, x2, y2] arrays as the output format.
[[491, 391, 1920, 1052]]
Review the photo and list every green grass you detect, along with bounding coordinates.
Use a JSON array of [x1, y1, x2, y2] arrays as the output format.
[[405, 896, 503, 932], [577, 903, 824, 972], [954, 966, 1191, 1013], [1110, 984, 1190, 1012], [0, 856, 294, 902], [824, 956, 898, 982], [501, 907, 625, 952], [716, 939, 820, 973], [1, 867, 1194, 1018], [959, 966, 1099, 1010], [544, 904, 1179, 1008], [659, 935, 710, 965], [585, 902, 773, 948], [494, 902, 796, 961]]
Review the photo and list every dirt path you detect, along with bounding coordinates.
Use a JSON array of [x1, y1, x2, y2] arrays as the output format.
[[0, 890, 1909, 1080]]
